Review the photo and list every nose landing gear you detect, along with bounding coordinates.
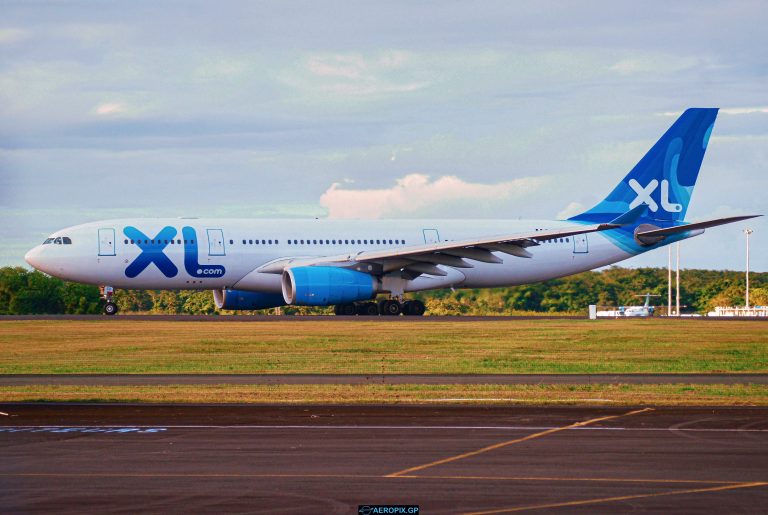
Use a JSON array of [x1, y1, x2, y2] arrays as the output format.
[[99, 286, 118, 316]]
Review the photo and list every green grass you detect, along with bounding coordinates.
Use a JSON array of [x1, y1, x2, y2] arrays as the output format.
[[0, 319, 766, 374], [2, 383, 767, 405]]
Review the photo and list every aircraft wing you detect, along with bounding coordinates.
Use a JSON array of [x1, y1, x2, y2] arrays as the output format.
[[635, 214, 762, 238], [257, 221, 620, 277]]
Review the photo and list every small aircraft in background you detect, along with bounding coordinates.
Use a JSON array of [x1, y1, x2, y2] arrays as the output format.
[[619, 293, 661, 317]]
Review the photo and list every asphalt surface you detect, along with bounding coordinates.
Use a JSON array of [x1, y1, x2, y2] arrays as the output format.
[[3, 373, 768, 386], [3, 314, 767, 321], [1, 404, 767, 514]]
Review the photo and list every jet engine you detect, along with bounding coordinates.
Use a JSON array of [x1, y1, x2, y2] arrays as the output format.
[[282, 266, 376, 306], [212, 289, 286, 310]]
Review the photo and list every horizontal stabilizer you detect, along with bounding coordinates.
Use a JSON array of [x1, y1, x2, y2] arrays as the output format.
[[608, 204, 648, 226], [635, 215, 762, 238]]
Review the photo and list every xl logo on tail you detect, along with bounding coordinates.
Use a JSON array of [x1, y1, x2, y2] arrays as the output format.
[[123, 226, 225, 278], [628, 179, 682, 213]]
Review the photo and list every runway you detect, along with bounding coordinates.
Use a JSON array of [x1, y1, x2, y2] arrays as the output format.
[[3, 314, 767, 321], [2, 404, 767, 513], [2, 373, 768, 386]]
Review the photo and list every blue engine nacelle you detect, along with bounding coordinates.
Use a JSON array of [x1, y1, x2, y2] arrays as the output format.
[[213, 289, 286, 310], [282, 266, 376, 306]]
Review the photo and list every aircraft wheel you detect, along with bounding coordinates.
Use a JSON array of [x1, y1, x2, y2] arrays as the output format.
[[103, 302, 118, 316], [404, 300, 425, 316], [380, 299, 401, 316], [336, 303, 356, 316], [358, 302, 379, 316]]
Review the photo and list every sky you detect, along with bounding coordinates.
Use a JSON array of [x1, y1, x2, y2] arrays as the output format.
[[1, 0, 766, 271]]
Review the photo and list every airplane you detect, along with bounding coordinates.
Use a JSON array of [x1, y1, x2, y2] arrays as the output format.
[[620, 293, 661, 317], [24, 108, 760, 316]]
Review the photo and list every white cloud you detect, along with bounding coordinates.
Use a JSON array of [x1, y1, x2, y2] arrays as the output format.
[[94, 102, 127, 115], [720, 107, 768, 115], [661, 106, 768, 117], [319, 173, 548, 219], [280, 51, 430, 100], [0, 28, 30, 45], [609, 55, 699, 76], [556, 202, 586, 220]]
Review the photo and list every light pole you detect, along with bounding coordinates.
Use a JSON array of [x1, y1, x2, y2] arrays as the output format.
[[676, 242, 680, 316], [744, 228, 753, 309], [668, 246, 672, 316]]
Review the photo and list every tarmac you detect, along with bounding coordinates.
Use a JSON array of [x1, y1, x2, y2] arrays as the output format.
[[2, 373, 768, 386], [3, 314, 767, 321], [2, 404, 767, 513]]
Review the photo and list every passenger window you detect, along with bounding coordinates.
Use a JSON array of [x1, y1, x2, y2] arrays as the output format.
[[229, 239, 233, 244], [124, 239, 128, 244], [170, 240, 174, 244], [376, 240, 381, 244], [130, 239, 135, 244], [249, 239, 253, 244], [243, 239, 246, 244], [269, 240, 273, 244], [388, 239, 392, 244], [313, 240, 317, 244]]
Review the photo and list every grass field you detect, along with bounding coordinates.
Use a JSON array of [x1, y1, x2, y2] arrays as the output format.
[[1, 383, 767, 405], [0, 319, 766, 375], [1, 318, 766, 404]]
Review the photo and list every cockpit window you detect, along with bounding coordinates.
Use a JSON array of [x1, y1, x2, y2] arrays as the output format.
[[43, 236, 72, 245]]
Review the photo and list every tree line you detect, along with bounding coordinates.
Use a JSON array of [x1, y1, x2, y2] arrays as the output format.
[[0, 265, 765, 316]]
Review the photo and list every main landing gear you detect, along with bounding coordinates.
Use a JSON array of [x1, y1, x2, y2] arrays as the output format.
[[333, 299, 426, 316], [100, 286, 118, 316]]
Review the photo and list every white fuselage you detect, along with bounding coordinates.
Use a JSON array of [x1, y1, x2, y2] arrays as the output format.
[[24, 217, 634, 294]]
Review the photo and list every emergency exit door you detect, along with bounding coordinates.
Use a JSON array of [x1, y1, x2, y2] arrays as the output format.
[[573, 233, 589, 254], [423, 229, 440, 244], [98, 228, 116, 256], [207, 229, 226, 256]]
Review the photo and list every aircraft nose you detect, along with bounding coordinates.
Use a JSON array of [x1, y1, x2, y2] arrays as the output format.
[[24, 246, 42, 270]]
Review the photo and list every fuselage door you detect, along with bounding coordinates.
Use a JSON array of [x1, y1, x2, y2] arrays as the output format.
[[207, 228, 226, 256], [573, 233, 589, 254], [423, 229, 440, 244], [98, 228, 116, 256]]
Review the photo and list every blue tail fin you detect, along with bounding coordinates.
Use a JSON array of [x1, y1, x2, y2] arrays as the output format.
[[569, 108, 718, 224]]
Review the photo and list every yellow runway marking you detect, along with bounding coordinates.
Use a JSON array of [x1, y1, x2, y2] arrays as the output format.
[[394, 474, 743, 485], [462, 481, 768, 514], [386, 407, 654, 477]]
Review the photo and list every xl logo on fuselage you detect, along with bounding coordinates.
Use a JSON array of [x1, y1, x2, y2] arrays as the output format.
[[628, 179, 682, 213], [123, 226, 225, 279]]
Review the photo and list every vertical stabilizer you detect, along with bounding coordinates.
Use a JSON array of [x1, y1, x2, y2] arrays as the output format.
[[570, 108, 718, 224]]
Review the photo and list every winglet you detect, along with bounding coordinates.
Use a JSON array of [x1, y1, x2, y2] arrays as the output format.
[[607, 204, 648, 226]]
